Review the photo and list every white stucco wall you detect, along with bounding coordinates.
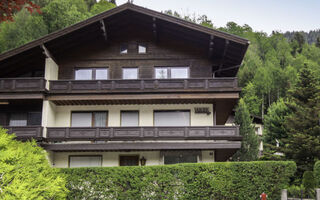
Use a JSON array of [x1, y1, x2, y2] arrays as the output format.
[[42, 100, 56, 137], [44, 58, 59, 89], [52, 104, 214, 127], [51, 150, 215, 168]]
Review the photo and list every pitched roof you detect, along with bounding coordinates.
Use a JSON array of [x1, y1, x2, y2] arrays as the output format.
[[0, 3, 249, 76]]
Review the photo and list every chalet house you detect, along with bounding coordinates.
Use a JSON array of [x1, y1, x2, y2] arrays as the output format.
[[0, 3, 249, 167]]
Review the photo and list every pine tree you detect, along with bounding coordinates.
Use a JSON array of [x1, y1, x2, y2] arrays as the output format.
[[261, 98, 290, 160], [281, 64, 320, 175], [231, 99, 259, 161]]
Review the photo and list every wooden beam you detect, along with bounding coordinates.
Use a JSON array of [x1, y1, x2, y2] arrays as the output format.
[[213, 65, 240, 74], [208, 35, 214, 58], [40, 44, 57, 63], [217, 39, 229, 76], [99, 19, 107, 41], [152, 17, 158, 42]]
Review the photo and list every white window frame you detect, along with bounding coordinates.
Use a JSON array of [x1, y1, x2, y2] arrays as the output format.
[[69, 155, 102, 168], [154, 67, 189, 79]]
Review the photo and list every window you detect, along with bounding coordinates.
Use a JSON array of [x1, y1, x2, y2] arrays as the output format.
[[155, 68, 168, 79], [138, 43, 147, 54], [122, 68, 138, 79], [154, 67, 189, 79], [154, 111, 190, 126], [8, 112, 42, 126], [69, 156, 102, 168], [71, 112, 107, 127], [164, 154, 197, 164], [121, 111, 139, 127], [119, 155, 139, 166], [9, 113, 27, 126], [120, 43, 128, 54], [95, 69, 108, 80], [28, 112, 42, 125], [75, 68, 108, 80], [75, 69, 92, 80]]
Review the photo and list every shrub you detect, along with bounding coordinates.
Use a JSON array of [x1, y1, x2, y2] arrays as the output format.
[[61, 161, 296, 200], [314, 160, 320, 187], [0, 128, 68, 199]]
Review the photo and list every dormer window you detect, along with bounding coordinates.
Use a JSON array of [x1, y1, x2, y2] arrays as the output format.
[[75, 68, 108, 80], [138, 43, 147, 54], [120, 43, 128, 54]]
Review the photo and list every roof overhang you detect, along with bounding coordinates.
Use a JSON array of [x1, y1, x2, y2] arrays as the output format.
[[0, 3, 249, 77]]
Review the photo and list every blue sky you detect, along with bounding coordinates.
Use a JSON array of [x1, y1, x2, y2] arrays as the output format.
[[117, 0, 320, 34]]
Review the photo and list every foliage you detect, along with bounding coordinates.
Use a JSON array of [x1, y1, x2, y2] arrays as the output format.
[[0, 128, 68, 199], [261, 98, 290, 160], [313, 161, 320, 187], [42, 0, 89, 33], [61, 161, 296, 200], [0, 0, 41, 22], [281, 65, 320, 175], [90, 0, 116, 16], [232, 99, 259, 161], [302, 171, 316, 197], [0, 9, 47, 52]]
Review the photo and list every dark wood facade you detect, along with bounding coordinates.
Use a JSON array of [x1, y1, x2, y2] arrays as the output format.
[[3, 126, 43, 141]]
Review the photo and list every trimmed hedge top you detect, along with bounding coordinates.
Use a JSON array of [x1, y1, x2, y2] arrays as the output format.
[[61, 161, 296, 200]]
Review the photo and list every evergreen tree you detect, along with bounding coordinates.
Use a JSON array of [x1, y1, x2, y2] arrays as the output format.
[[231, 99, 259, 161], [316, 37, 320, 48], [261, 98, 290, 160], [281, 65, 320, 175], [0, 128, 67, 199]]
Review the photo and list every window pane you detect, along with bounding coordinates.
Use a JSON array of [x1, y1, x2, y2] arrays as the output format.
[[123, 68, 138, 79], [28, 112, 42, 125], [120, 44, 128, 54], [75, 69, 92, 80], [121, 111, 139, 126], [155, 68, 168, 79], [69, 156, 102, 168], [138, 44, 146, 53], [171, 67, 189, 78], [95, 69, 108, 80], [94, 112, 107, 127], [71, 113, 92, 127], [164, 155, 197, 164], [154, 111, 190, 126], [9, 113, 27, 126]]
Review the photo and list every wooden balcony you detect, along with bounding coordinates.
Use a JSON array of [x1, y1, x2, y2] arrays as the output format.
[[46, 126, 240, 141], [0, 78, 46, 93], [3, 126, 43, 141], [49, 78, 239, 94]]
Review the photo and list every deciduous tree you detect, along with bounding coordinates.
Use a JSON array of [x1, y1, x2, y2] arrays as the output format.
[[0, 0, 40, 22]]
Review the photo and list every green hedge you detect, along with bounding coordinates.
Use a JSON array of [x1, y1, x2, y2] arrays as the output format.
[[61, 161, 296, 200], [314, 160, 320, 187]]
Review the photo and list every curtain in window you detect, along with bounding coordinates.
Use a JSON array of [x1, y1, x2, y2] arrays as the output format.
[[75, 69, 92, 80], [71, 113, 92, 127], [154, 111, 190, 126], [121, 111, 139, 126], [69, 156, 102, 168], [94, 112, 107, 127], [9, 113, 27, 126]]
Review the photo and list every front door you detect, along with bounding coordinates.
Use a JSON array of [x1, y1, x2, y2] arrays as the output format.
[[119, 155, 139, 166]]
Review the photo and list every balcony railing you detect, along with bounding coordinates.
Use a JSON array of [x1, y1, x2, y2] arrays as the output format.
[[46, 126, 240, 141], [3, 126, 43, 140], [49, 78, 239, 94], [0, 78, 46, 92]]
